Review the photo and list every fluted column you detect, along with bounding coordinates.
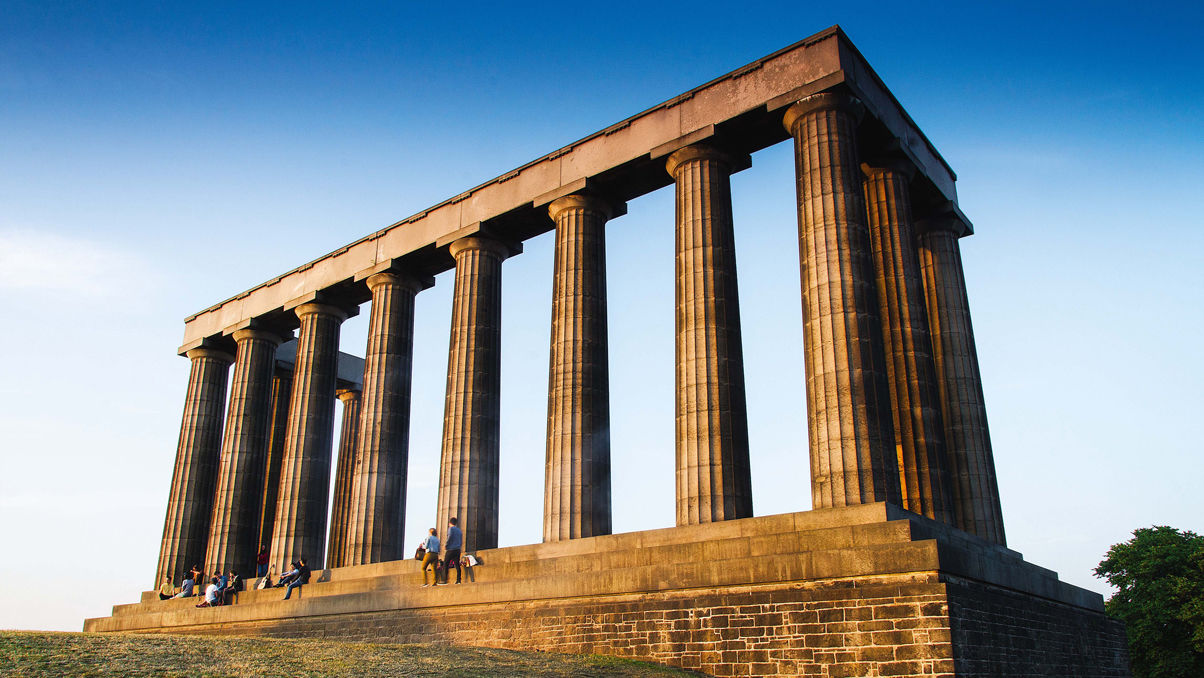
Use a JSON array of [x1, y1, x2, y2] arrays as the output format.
[[917, 218, 1006, 544], [342, 272, 422, 565], [269, 302, 348, 571], [326, 388, 361, 568], [783, 92, 901, 509], [862, 160, 954, 523], [666, 145, 753, 525], [437, 236, 509, 553], [256, 369, 292, 551], [544, 195, 612, 541], [155, 347, 233, 587], [203, 329, 284, 577]]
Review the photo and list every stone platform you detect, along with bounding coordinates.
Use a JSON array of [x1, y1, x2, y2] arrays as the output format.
[[85, 504, 1129, 677]]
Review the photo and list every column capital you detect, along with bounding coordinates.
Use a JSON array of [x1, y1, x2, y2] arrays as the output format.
[[185, 347, 234, 364], [335, 388, 362, 403], [294, 302, 350, 322], [782, 92, 864, 133], [547, 194, 620, 222], [860, 156, 916, 181], [914, 204, 972, 238], [365, 270, 426, 293], [231, 327, 289, 346], [447, 235, 512, 260], [664, 144, 747, 177]]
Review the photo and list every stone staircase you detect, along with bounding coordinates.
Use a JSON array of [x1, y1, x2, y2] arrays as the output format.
[[85, 502, 1099, 633]]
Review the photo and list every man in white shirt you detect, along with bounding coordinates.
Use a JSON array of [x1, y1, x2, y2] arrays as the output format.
[[195, 577, 220, 608]]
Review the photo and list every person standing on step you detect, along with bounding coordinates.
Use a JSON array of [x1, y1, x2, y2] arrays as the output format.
[[441, 517, 462, 585], [420, 527, 441, 587], [256, 544, 270, 578]]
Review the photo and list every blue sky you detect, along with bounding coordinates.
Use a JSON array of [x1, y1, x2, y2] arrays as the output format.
[[1, 1, 1201, 631]]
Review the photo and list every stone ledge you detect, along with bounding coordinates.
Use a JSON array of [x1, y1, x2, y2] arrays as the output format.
[[91, 504, 1101, 633]]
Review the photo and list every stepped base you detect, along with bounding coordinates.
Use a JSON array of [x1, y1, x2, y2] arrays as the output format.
[[86, 504, 1130, 677]]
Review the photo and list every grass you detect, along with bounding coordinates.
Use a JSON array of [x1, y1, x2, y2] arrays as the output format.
[[0, 631, 705, 677]]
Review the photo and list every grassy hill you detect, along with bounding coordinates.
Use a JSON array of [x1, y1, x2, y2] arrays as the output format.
[[0, 631, 704, 677]]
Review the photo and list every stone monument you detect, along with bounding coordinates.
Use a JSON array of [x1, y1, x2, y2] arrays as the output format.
[[86, 26, 1130, 677]]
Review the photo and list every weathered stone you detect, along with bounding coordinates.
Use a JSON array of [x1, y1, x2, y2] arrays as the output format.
[[862, 159, 954, 524], [155, 347, 232, 587], [343, 272, 423, 565], [204, 328, 285, 578], [98, 505, 1130, 677], [544, 194, 613, 541], [916, 218, 1006, 544], [326, 388, 362, 568], [666, 145, 753, 525], [437, 236, 510, 553], [256, 369, 292, 551], [783, 92, 901, 509], [270, 302, 349, 571]]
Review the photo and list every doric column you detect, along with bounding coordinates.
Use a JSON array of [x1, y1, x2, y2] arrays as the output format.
[[437, 236, 509, 553], [256, 369, 292, 551], [269, 302, 348, 571], [203, 328, 285, 578], [862, 159, 954, 523], [326, 388, 362, 568], [155, 347, 233, 587], [783, 92, 901, 509], [544, 195, 613, 541], [666, 145, 753, 525], [342, 272, 424, 565], [917, 217, 1006, 544]]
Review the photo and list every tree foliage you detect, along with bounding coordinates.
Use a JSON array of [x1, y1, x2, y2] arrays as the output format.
[[1095, 526, 1204, 678]]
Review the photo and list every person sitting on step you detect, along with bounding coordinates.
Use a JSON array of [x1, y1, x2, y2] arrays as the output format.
[[282, 558, 310, 600], [224, 571, 242, 604], [195, 577, 221, 608], [275, 561, 299, 588], [158, 577, 175, 600], [173, 574, 194, 599]]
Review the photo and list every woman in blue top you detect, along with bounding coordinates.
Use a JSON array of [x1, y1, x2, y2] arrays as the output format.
[[420, 528, 441, 587]]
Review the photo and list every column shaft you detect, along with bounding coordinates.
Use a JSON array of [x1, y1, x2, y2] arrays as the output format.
[[437, 236, 508, 553], [862, 163, 954, 523], [917, 225, 1007, 544], [256, 370, 292, 552], [544, 195, 612, 541], [155, 347, 233, 587], [343, 273, 422, 564], [326, 389, 361, 568], [667, 146, 753, 525], [783, 93, 901, 509], [204, 329, 282, 578], [269, 303, 347, 571]]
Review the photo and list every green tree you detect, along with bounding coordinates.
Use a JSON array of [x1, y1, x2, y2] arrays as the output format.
[[1095, 526, 1204, 678]]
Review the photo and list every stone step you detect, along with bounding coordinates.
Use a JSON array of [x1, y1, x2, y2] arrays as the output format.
[[118, 508, 915, 617], [467, 518, 917, 584], [100, 504, 1087, 632], [91, 535, 947, 632]]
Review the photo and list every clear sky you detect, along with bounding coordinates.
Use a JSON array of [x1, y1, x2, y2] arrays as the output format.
[[1, 1, 1201, 632]]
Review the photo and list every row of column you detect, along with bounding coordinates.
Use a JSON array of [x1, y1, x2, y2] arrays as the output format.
[[157, 88, 1006, 586], [783, 92, 1004, 543]]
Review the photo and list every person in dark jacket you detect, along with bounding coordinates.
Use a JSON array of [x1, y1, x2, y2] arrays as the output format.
[[440, 517, 463, 585], [283, 558, 310, 600]]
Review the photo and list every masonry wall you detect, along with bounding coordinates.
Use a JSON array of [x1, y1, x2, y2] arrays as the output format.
[[151, 576, 952, 676], [945, 575, 1130, 678]]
